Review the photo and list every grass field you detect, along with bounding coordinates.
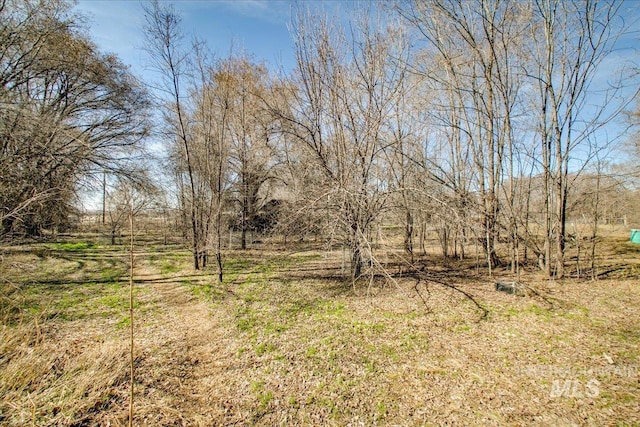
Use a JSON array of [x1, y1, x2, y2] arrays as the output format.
[[1, 229, 639, 426]]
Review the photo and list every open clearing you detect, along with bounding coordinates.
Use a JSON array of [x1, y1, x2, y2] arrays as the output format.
[[1, 232, 639, 426]]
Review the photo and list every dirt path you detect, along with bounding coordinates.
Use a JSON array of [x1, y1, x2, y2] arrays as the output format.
[[125, 270, 260, 426]]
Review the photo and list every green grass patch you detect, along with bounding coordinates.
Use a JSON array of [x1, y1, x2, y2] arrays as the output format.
[[350, 320, 386, 334], [1, 279, 140, 324], [46, 242, 95, 252], [100, 267, 125, 282], [160, 261, 181, 274], [225, 257, 254, 272], [235, 305, 259, 332], [255, 341, 277, 356], [116, 315, 131, 329], [317, 301, 346, 317]]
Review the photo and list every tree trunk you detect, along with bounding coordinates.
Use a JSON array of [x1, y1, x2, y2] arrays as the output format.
[[350, 224, 363, 280], [351, 242, 362, 279], [555, 175, 567, 278], [404, 210, 414, 264]]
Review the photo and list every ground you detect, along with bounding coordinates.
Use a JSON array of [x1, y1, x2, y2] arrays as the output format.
[[0, 229, 639, 426]]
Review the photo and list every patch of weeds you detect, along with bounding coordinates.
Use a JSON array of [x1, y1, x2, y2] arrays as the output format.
[[263, 320, 287, 335], [97, 294, 124, 310], [309, 301, 348, 323], [405, 310, 419, 320], [615, 328, 640, 343], [351, 320, 386, 334], [375, 401, 388, 420], [227, 257, 253, 270], [382, 310, 401, 319], [4, 279, 138, 324], [306, 346, 318, 358], [503, 304, 552, 321], [327, 350, 338, 367], [241, 290, 258, 304], [255, 341, 277, 356], [96, 290, 138, 310], [250, 379, 274, 415], [454, 324, 472, 333], [504, 307, 520, 317], [252, 260, 280, 275], [116, 316, 131, 329], [288, 396, 299, 408], [189, 281, 209, 297], [250, 379, 265, 393], [46, 242, 95, 252], [371, 322, 387, 332], [321, 336, 335, 347], [369, 343, 398, 362], [236, 316, 255, 332], [224, 257, 253, 281], [564, 305, 589, 320], [599, 391, 614, 402], [278, 299, 317, 318], [192, 282, 228, 302], [160, 261, 181, 275], [317, 395, 338, 416], [100, 268, 124, 282], [235, 306, 258, 333], [363, 357, 378, 373], [615, 393, 639, 405], [527, 303, 546, 316], [315, 301, 346, 319], [400, 333, 419, 350], [257, 390, 274, 413]]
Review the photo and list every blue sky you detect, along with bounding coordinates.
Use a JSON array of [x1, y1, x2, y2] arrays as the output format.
[[74, 0, 302, 78], [73, 0, 640, 161], [75, 1, 640, 88]]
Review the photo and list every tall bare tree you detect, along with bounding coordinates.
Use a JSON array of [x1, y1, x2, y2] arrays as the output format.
[[0, 0, 149, 237], [270, 6, 410, 279], [143, 1, 230, 278], [395, 0, 529, 272], [527, 0, 628, 277], [219, 56, 279, 249]]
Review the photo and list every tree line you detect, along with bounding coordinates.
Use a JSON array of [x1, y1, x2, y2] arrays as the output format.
[[2, 0, 638, 282]]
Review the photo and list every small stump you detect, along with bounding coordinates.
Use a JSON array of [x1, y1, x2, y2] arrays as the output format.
[[495, 281, 526, 297]]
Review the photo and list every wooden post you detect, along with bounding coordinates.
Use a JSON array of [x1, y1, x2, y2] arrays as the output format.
[[128, 204, 134, 427]]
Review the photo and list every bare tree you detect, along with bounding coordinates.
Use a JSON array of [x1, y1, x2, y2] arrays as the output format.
[[143, 1, 230, 278], [219, 55, 279, 249], [269, 6, 410, 279], [104, 176, 157, 245], [527, 0, 629, 277], [0, 0, 149, 237], [394, 0, 530, 273]]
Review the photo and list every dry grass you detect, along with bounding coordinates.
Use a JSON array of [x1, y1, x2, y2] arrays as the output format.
[[1, 232, 639, 426]]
